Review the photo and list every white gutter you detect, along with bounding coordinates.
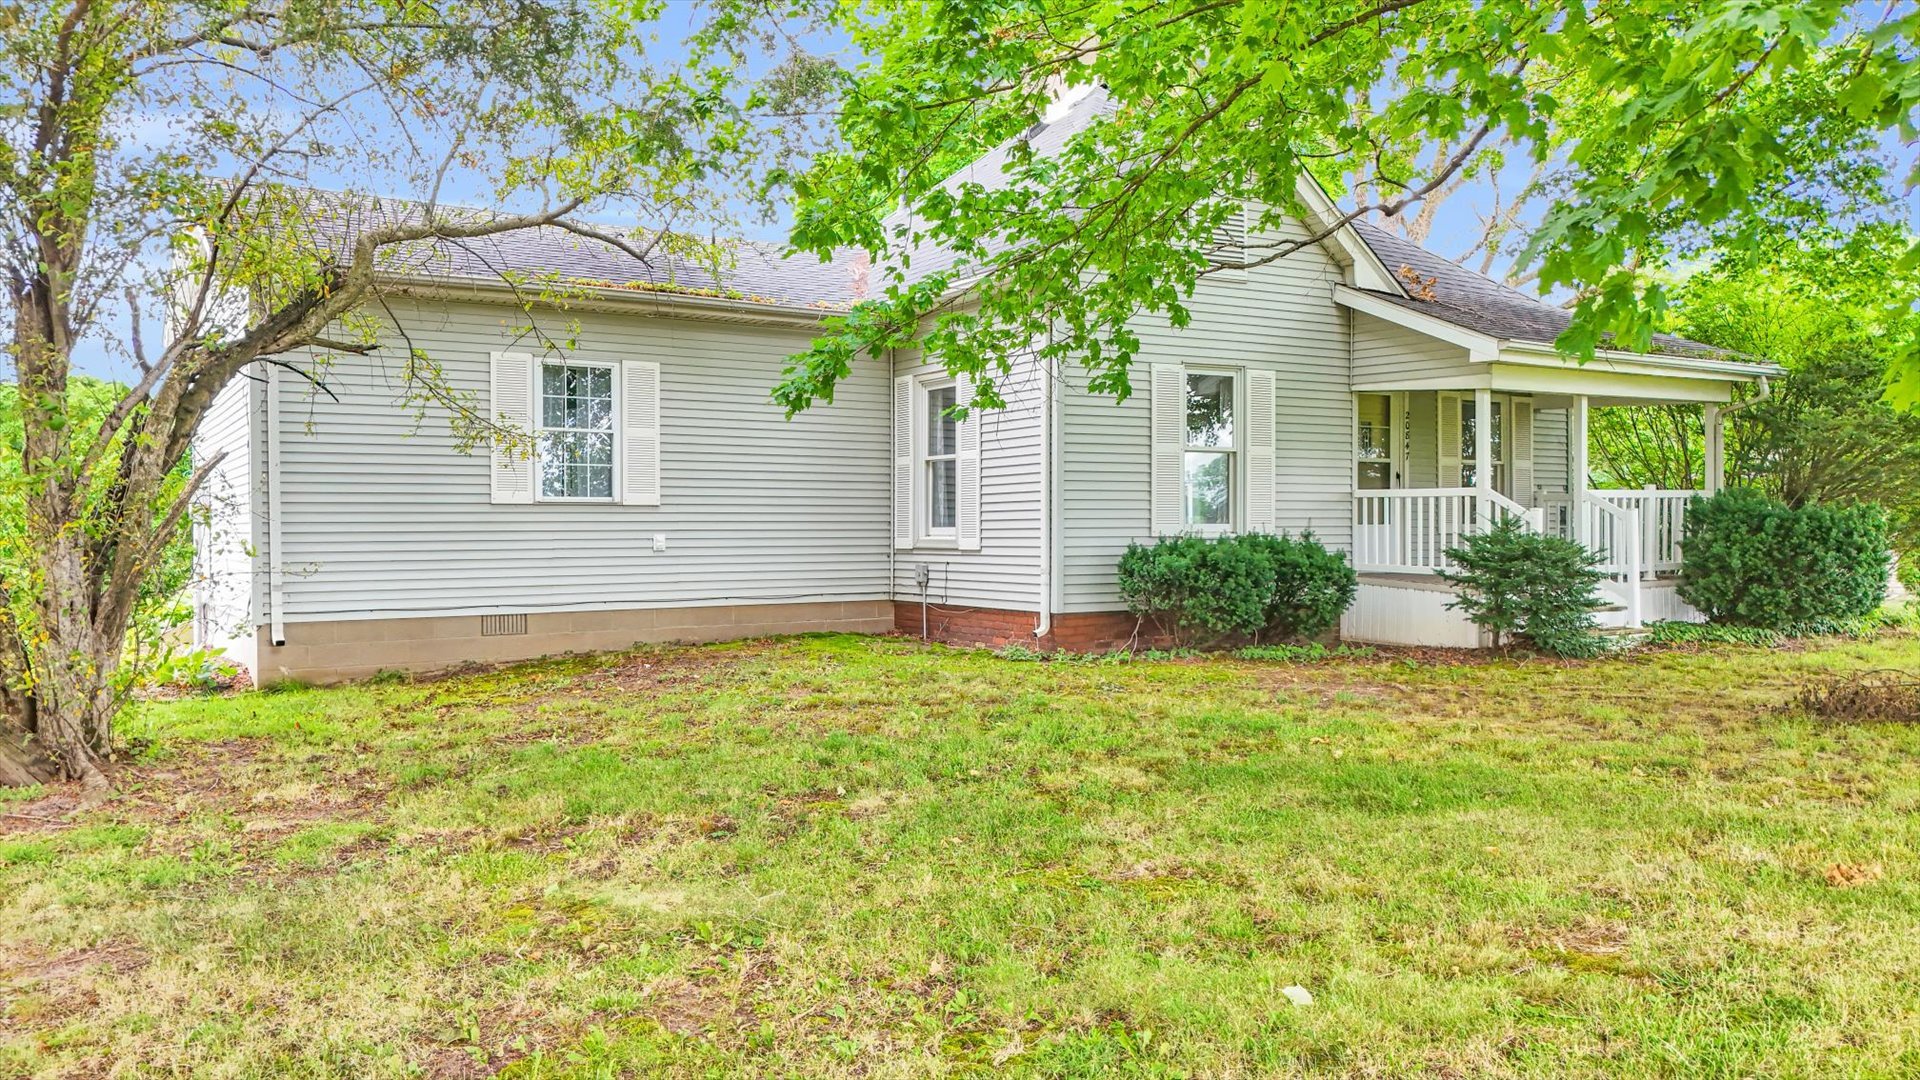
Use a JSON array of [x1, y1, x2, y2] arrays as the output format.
[[263, 364, 286, 647], [1497, 340, 1785, 379], [383, 274, 841, 329]]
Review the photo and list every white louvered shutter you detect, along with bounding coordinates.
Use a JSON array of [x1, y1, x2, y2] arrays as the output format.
[[957, 374, 982, 551], [1210, 204, 1248, 274], [1437, 392, 1463, 488], [893, 375, 914, 549], [1150, 364, 1185, 535], [1510, 397, 1534, 506], [621, 360, 661, 506], [490, 351, 535, 504], [1246, 369, 1277, 533]]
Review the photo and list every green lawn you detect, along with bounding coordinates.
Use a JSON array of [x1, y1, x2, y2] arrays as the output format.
[[3, 632, 1920, 1078]]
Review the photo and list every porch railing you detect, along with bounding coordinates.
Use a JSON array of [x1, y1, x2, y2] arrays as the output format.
[[1592, 488, 1701, 574], [1578, 493, 1643, 627], [1351, 488, 1536, 575], [1355, 486, 1704, 630]]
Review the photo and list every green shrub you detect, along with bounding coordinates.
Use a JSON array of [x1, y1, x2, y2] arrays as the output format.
[[1438, 516, 1608, 657], [1116, 534, 1275, 646], [1237, 531, 1359, 640], [1678, 489, 1891, 628], [1116, 532, 1357, 648]]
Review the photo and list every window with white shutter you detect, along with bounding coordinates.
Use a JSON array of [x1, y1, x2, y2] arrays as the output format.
[[1152, 365, 1247, 535], [899, 373, 981, 549], [491, 352, 661, 507]]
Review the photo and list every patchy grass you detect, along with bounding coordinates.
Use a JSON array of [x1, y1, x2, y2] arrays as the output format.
[[4, 632, 1920, 1077]]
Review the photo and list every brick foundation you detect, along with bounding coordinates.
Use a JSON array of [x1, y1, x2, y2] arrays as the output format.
[[891, 602, 1169, 652]]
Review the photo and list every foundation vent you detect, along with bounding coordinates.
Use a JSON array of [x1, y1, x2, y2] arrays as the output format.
[[480, 613, 528, 637]]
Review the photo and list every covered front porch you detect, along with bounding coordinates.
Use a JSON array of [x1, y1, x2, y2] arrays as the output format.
[[1334, 285, 1779, 647]]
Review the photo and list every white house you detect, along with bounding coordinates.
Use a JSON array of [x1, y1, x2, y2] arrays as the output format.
[[192, 95, 1779, 683]]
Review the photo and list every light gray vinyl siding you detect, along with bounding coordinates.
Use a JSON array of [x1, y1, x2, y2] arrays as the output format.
[[191, 374, 260, 664], [1534, 407, 1571, 495], [1351, 312, 1478, 386], [892, 349, 1045, 612], [1059, 215, 1354, 612], [270, 299, 890, 621]]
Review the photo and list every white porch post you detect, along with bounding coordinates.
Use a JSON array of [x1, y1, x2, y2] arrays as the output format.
[[1473, 387, 1493, 523], [1702, 403, 1723, 494], [1570, 394, 1589, 548]]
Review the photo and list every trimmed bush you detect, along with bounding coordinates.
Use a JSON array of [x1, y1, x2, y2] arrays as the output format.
[[1678, 490, 1890, 628], [1238, 531, 1359, 640], [1116, 534, 1274, 646], [1116, 532, 1358, 648], [1438, 516, 1608, 657]]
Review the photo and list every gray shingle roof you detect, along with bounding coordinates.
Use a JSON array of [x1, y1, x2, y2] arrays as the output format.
[[294, 132, 1734, 365], [299, 195, 866, 312], [1350, 221, 1722, 358]]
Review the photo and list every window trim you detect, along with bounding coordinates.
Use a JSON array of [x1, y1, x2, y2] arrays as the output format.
[[534, 357, 621, 504], [1181, 366, 1241, 535], [915, 375, 959, 546]]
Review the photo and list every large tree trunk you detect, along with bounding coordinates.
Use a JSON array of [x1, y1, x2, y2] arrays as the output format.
[[0, 720, 56, 788], [20, 536, 120, 794]]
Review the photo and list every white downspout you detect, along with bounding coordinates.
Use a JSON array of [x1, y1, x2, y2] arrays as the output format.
[[1033, 349, 1055, 642], [1707, 375, 1769, 491], [264, 364, 286, 647]]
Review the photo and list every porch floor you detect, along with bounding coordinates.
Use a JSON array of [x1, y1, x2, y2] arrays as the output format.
[[1356, 572, 1684, 590]]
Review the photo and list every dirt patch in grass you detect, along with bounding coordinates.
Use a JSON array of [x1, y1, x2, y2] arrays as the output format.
[[590, 648, 744, 695], [0, 939, 148, 985], [0, 788, 92, 835], [0, 939, 151, 1036], [122, 740, 391, 837]]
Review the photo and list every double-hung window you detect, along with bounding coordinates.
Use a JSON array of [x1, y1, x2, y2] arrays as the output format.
[[536, 360, 616, 500], [922, 381, 959, 539], [1183, 371, 1236, 529], [1356, 393, 1398, 490]]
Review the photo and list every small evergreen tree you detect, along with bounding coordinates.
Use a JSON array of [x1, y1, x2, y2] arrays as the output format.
[[1438, 518, 1609, 657]]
